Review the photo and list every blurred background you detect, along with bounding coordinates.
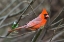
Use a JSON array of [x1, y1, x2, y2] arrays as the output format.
[[0, 0, 64, 42]]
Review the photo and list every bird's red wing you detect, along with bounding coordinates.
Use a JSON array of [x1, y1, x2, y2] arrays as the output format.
[[27, 16, 42, 27]]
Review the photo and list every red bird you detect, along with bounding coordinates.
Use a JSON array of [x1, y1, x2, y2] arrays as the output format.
[[15, 8, 49, 31]]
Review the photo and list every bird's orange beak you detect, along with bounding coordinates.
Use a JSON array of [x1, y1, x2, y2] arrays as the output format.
[[45, 14, 49, 18]]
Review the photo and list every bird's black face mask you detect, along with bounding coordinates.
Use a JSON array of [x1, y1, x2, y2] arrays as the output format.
[[44, 14, 49, 19]]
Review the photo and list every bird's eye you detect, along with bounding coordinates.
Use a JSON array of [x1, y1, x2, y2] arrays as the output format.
[[44, 14, 47, 17]]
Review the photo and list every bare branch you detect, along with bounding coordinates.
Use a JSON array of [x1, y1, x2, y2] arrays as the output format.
[[11, 31, 35, 42], [50, 7, 64, 24], [54, 39, 64, 42], [46, 30, 64, 42], [50, 24, 64, 30], [51, 18, 63, 26], [0, 0, 16, 15], [0, 1, 31, 26]]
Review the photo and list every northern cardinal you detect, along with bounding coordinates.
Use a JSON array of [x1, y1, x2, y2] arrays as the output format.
[[15, 8, 49, 31]]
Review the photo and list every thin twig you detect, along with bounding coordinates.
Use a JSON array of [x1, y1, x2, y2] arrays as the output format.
[[28, 0, 45, 15], [50, 7, 64, 24], [0, 0, 34, 38], [0, 20, 17, 28], [54, 39, 64, 42], [51, 18, 63, 26], [0, 1, 31, 26], [0, 0, 16, 15], [46, 30, 64, 42], [50, 24, 64, 30], [49, 18, 63, 42], [11, 31, 35, 42], [0, 6, 27, 20], [29, 3, 37, 16], [50, 30, 64, 41]]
